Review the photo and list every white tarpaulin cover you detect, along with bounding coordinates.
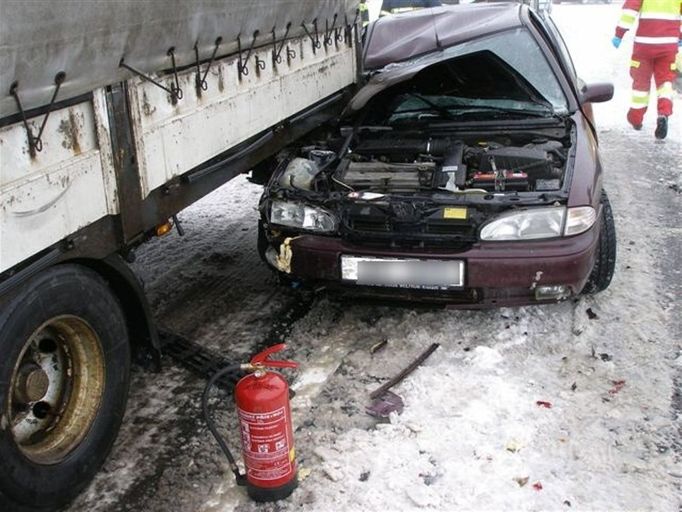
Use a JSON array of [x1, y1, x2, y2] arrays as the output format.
[[0, 0, 359, 118]]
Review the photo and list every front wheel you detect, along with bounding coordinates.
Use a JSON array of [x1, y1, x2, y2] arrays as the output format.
[[582, 190, 617, 294], [0, 264, 131, 511]]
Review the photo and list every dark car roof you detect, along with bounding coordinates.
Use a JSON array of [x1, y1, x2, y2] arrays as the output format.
[[364, 3, 523, 70]]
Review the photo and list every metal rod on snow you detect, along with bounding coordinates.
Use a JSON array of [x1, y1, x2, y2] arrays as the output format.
[[369, 343, 440, 399]]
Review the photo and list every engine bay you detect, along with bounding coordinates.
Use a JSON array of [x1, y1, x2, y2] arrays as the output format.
[[273, 127, 572, 197], [260, 121, 575, 250]]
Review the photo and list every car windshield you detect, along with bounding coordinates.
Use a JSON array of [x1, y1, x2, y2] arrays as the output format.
[[376, 28, 569, 123]]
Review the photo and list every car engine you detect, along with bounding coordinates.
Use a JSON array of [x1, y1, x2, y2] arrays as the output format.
[[332, 137, 568, 194]]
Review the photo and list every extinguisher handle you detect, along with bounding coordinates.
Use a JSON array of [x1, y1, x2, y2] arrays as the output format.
[[251, 343, 299, 369]]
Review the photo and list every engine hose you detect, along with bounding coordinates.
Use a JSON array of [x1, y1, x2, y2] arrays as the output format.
[[202, 364, 248, 486]]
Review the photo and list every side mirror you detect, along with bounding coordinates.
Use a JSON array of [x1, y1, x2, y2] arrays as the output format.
[[579, 82, 614, 104]]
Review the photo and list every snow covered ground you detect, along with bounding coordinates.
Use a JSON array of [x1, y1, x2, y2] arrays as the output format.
[[69, 4, 681, 512]]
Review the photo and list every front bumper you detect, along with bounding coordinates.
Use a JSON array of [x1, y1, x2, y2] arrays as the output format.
[[271, 225, 600, 308]]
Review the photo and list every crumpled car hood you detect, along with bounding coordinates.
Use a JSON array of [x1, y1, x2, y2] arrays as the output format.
[[363, 3, 523, 70], [347, 3, 525, 114]]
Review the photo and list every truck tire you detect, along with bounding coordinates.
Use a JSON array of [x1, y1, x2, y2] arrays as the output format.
[[0, 264, 131, 511], [582, 191, 617, 294]]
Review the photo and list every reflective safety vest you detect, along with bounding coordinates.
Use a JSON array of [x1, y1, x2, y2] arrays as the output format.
[[615, 0, 682, 52]]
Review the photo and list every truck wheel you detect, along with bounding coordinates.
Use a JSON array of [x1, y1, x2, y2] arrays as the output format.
[[0, 264, 131, 511], [582, 191, 617, 294]]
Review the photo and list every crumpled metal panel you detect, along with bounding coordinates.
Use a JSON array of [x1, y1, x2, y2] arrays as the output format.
[[363, 3, 521, 70], [0, 0, 358, 118]]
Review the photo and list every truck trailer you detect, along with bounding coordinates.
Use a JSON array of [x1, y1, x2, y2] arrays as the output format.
[[0, 1, 361, 509]]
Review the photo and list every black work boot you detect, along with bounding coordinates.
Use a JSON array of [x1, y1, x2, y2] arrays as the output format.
[[655, 116, 668, 140]]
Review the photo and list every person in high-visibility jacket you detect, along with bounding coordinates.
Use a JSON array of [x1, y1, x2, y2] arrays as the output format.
[[360, 0, 369, 26], [612, 0, 682, 139]]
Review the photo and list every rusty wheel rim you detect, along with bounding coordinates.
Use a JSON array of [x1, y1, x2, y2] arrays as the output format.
[[7, 315, 105, 465]]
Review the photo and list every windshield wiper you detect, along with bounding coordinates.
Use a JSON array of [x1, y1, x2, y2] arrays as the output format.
[[402, 93, 457, 120], [448, 105, 554, 118]]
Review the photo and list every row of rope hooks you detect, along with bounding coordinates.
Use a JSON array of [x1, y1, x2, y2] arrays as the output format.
[[7, 9, 361, 152], [119, 11, 360, 100]]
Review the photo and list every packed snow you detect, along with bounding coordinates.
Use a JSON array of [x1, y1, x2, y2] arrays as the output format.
[[69, 4, 681, 512]]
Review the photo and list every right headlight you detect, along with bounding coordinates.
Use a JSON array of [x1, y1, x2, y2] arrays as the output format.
[[480, 206, 597, 241]]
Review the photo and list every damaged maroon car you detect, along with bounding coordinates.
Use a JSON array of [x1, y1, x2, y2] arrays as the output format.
[[258, 3, 616, 307]]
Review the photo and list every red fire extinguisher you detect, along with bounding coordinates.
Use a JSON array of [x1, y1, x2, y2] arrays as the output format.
[[202, 344, 298, 502]]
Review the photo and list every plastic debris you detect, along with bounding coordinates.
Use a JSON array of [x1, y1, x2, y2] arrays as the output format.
[[506, 440, 523, 453], [514, 476, 529, 487], [366, 390, 405, 418], [298, 467, 313, 482], [609, 380, 626, 395], [532, 482, 543, 491], [370, 339, 388, 354], [586, 308, 599, 320], [536, 400, 552, 409]]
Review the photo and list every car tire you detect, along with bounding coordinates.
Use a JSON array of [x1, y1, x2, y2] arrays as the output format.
[[0, 264, 131, 511], [582, 191, 617, 294]]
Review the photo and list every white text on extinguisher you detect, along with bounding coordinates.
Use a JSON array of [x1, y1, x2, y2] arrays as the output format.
[[237, 406, 292, 481]]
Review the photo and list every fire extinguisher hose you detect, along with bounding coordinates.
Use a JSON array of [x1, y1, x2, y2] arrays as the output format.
[[202, 364, 248, 486]]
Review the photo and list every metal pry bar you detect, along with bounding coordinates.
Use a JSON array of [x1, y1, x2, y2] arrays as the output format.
[[369, 343, 440, 400], [10, 72, 66, 157]]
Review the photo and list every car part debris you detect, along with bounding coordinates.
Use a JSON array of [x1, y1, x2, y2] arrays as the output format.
[[298, 467, 313, 482], [608, 380, 626, 395], [366, 390, 405, 418], [369, 343, 440, 400], [586, 307, 599, 320], [276, 237, 297, 274], [514, 476, 529, 487], [202, 344, 299, 502], [506, 440, 523, 453], [370, 339, 388, 354]]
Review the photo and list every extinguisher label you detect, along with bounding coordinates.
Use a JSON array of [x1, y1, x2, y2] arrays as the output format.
[[237, 406, 293, 482]]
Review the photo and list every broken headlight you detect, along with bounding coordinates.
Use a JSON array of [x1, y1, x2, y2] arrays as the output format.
[[480, 206, 597, 241], [269, 200, 337, 233]]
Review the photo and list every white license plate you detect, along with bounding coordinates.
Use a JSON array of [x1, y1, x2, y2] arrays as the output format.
[[340, 256, 464, 290]]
